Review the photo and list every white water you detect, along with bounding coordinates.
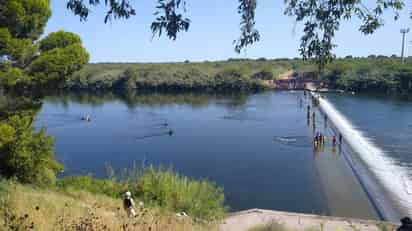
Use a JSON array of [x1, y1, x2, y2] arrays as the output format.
[[314, 94, 412, 220]]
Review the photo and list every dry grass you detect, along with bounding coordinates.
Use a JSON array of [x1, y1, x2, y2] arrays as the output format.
[[0, 181, 218, 230]]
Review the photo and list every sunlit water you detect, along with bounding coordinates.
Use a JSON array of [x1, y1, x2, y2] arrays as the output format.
[[34, 91, 379, 219], [324, 93, 412, 220]]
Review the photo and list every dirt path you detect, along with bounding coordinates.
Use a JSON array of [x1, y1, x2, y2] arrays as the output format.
[[220, 209, 397, 231]]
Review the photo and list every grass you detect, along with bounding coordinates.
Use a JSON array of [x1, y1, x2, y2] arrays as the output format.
[[55, 166, 227, 221], [0, 179, 218, 231]]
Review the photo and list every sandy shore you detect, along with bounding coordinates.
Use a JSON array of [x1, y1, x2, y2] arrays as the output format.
[[220, 209, 397, 231]]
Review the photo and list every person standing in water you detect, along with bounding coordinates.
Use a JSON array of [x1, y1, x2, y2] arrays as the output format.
[[339, 134, 343, 144], [332, 135, 337, 146]]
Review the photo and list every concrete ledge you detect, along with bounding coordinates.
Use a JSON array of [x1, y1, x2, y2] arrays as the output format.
[[220, 209, 398, 231]]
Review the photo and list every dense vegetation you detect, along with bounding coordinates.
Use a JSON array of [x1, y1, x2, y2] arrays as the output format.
[[0, 180, 219, 230], [64, 56, 412, 94], [55, 166, 226, 220], [322, 57, 412, 93], [66, 60, 292, 91], [0, 0, 89, 188]]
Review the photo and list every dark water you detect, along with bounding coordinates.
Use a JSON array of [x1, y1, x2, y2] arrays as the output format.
[[35, 91, 378, 218]]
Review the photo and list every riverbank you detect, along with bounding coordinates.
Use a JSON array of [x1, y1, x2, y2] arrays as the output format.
[[221, 209, 397, 231], [53, 57, 412, 94], [0, 180, 219, 231], [65, 60, 292, 91]]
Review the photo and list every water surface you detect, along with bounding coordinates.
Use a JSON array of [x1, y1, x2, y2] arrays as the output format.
[[35, 91, 378, 218]]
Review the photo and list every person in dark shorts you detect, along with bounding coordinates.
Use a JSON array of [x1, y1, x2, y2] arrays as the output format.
[[397, 217, 412, 231]]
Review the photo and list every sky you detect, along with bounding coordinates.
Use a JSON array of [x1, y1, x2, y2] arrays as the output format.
[[44, 0, 412, 63]]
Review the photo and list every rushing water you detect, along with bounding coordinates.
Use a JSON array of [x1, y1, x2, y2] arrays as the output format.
[[35, 91, 379, 219], [325, 93, 412, 220]]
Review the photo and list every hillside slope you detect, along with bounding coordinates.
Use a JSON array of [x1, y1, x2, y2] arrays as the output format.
[[0, 181, 218, 231]]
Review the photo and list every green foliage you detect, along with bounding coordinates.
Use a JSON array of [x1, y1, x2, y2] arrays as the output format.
[[30, 43, 90, 85], [129, 166, 226, 220], [0, 66, 27, 87], [57, 176, 124, 198], [56, 166, 227, 220], [284, 0, 403, 70], [67, 60, 291, 90], [39, 30, 82, 52], [0, 114, 63, 186], [0, 0, 89, 89], [321, 58, 412, 93], [63, 0, 406, 68], [0, 0, 51, 40]]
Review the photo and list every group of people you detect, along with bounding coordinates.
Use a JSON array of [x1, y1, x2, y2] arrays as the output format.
[[313, 132, 325, 147], [313, 132, 343, 148]]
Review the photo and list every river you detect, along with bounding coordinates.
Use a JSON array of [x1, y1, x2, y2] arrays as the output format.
[[35, 91, 393, 220]]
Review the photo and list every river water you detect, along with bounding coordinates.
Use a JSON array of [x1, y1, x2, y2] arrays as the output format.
[[325, 93, 412, 219], [35, 91, 391, 219]]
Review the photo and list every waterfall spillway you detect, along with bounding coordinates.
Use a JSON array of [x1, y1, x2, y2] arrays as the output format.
[[314, 93, 412, 221]]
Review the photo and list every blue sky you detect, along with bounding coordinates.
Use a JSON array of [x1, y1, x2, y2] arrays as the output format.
[[44, 0, 412, 63]]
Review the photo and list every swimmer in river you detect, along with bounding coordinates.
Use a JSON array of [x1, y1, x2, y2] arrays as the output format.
[[81, 115, 91, 122], [163, 121, 168, 127], [167, 129, 174, 136]]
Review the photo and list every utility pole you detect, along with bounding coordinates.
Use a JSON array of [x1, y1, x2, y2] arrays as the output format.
[[400, 28, 410, 64]]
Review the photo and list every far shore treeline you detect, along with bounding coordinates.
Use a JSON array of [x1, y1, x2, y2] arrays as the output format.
[[63, 57, 412, 94]]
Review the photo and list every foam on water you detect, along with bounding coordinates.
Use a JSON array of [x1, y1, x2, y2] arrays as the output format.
[[314, 93, 412, 219]]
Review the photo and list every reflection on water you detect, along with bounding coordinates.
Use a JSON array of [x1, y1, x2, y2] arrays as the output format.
[[273, 136, 312, 148], [34, 90, 379, 219]]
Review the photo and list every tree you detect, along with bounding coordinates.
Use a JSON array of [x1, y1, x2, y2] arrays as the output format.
[[0, 96, 63, 186], [0, 0, 51, 40], [0, 0, 89, 89], [64, 0, 405, 70], [0, 0, 89, 186], [39, 30, 82, 51]]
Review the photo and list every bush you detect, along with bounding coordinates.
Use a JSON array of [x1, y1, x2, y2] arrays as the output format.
[[130, 166, 227, 220], [56, 166, 227, 220], [57, 176, 124, 198]]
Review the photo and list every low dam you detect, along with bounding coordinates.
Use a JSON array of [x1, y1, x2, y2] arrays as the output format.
[[312, 92, 412, 221]]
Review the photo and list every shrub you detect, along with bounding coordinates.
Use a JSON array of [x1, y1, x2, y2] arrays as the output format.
[[129, 166, 227, 220]]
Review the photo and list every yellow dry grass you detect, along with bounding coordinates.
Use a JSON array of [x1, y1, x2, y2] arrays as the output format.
[[0, 182, 218, 231]]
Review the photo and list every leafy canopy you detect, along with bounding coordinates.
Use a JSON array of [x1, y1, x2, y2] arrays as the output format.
[[0, 0, 89, 88], [0, 0, 51, 40], [64, 0, 406, 69], [0, 0, 88, 186]]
